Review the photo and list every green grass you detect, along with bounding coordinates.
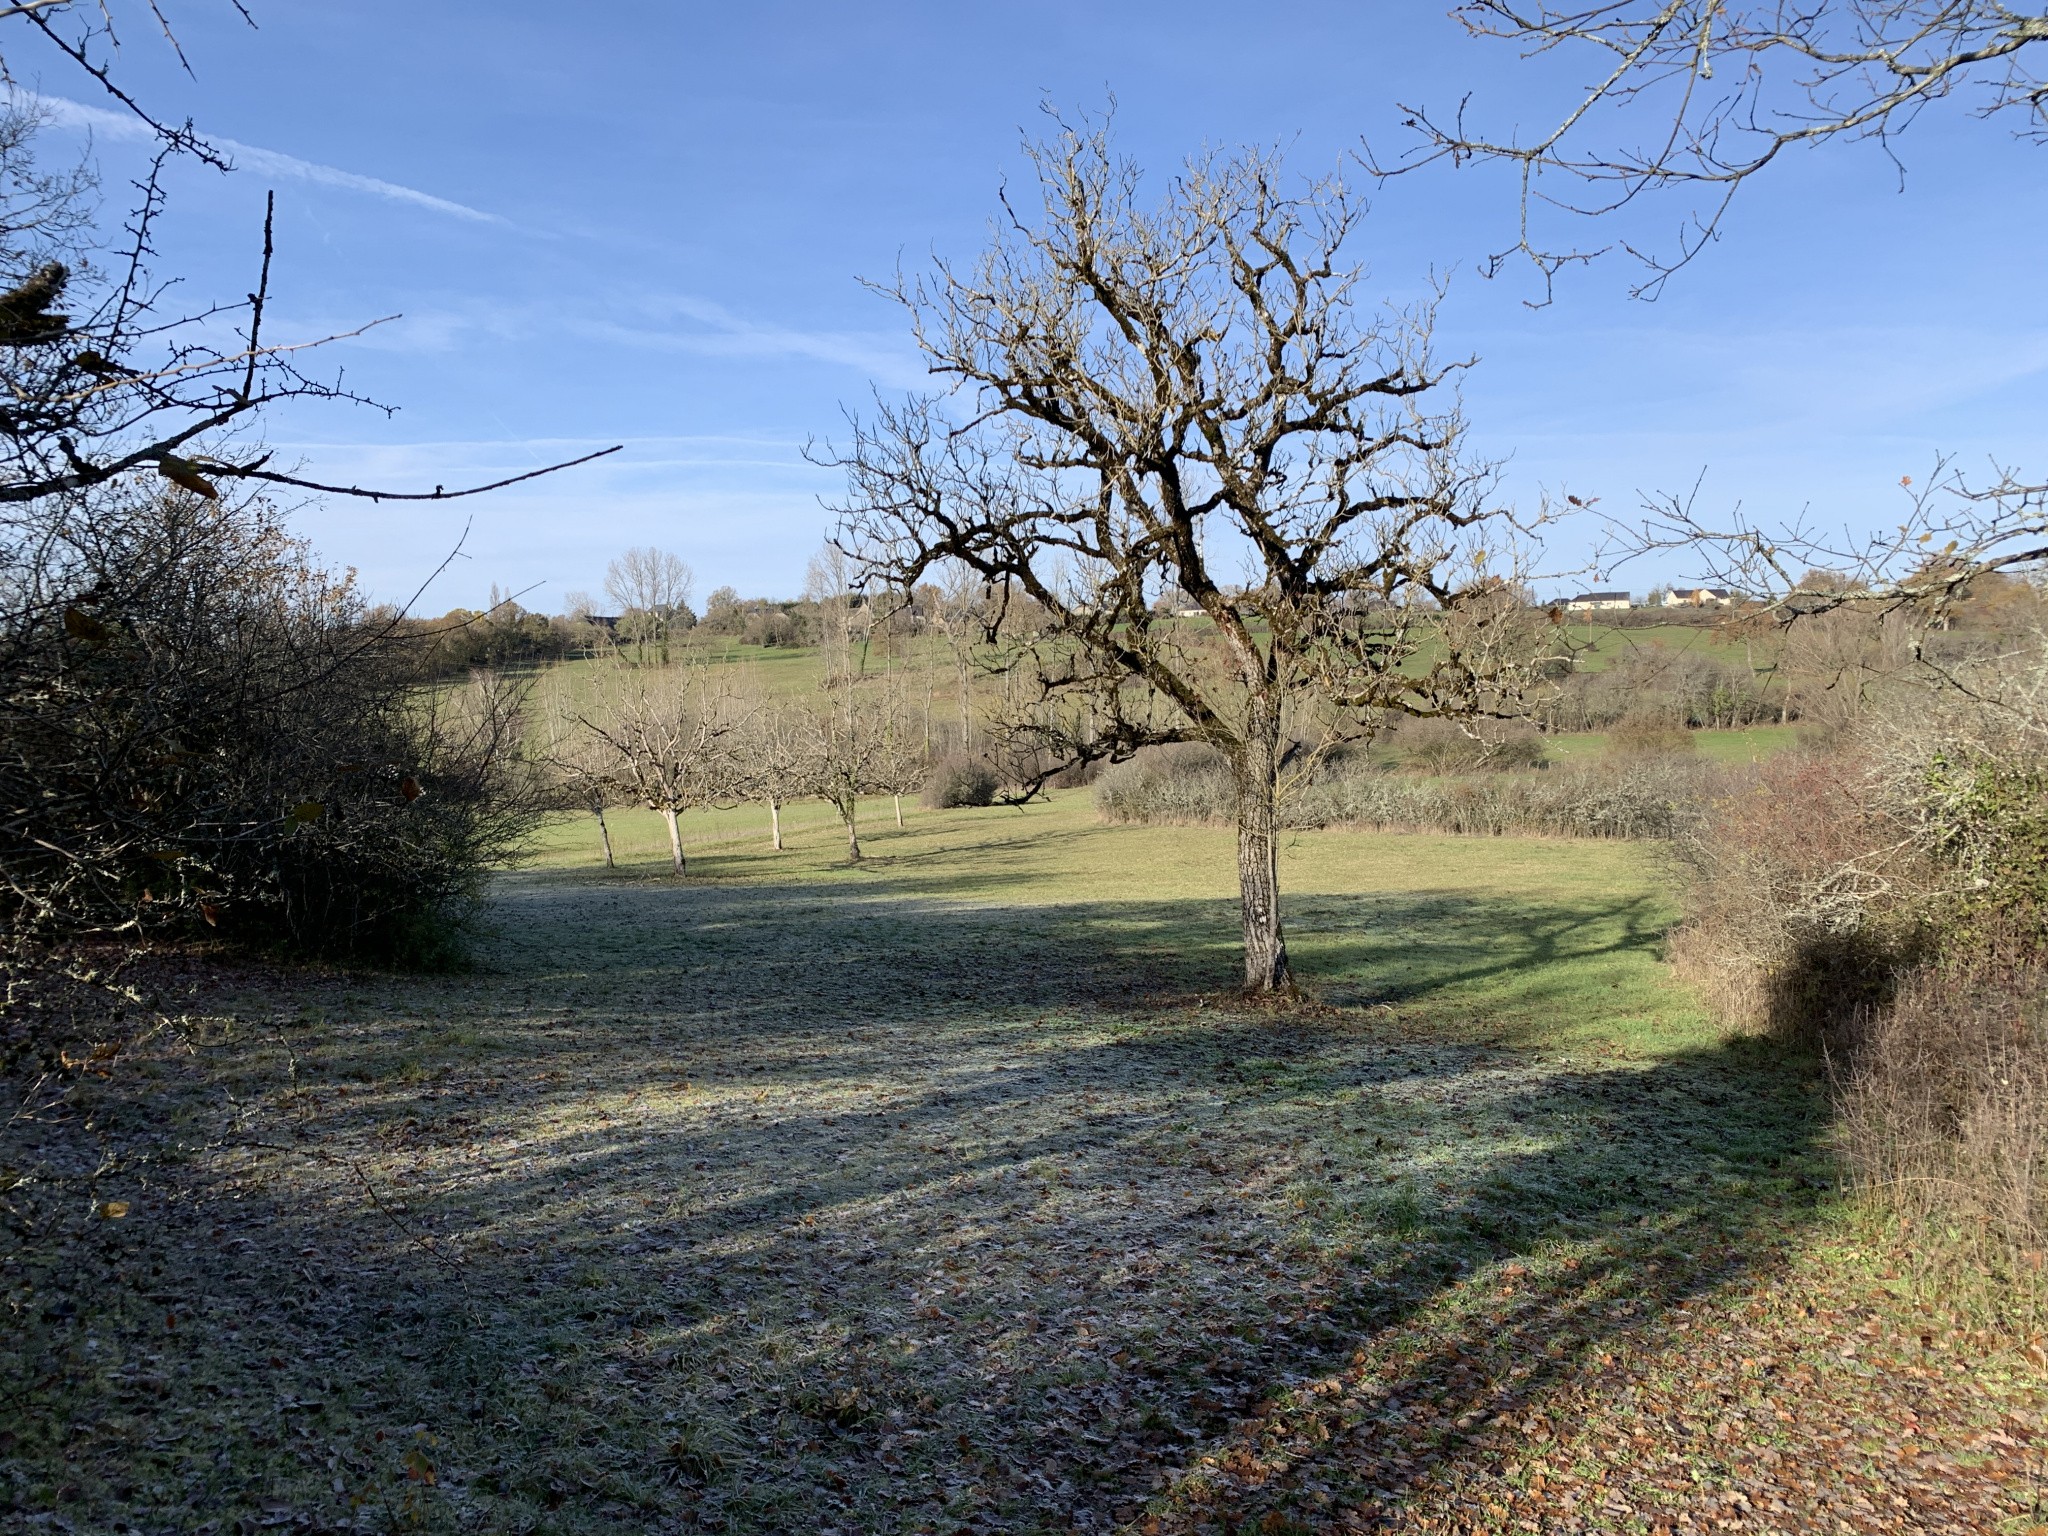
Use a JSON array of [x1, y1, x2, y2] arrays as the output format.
[[1563, 620, 1764, 672], [1541, 723, 1802, 764], [531, 794, 891, 863], [523, 618, 1785, 738], [523, 641, 834, 719], [527, 792, 1701, 1053]]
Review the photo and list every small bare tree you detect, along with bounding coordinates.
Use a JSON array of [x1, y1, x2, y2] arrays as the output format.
[[735, 694, 812, 851], [827, 119, 1554, 990], [869, 674, 931, 828], [799, 676, 899, 863], [541, 689, 621, 868], [577, 666, 747, 876], [605, 547, 695, 666]]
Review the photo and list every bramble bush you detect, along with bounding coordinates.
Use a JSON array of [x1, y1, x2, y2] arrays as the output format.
[[1390, 717, 1548, 773], [1669, 633, 2048, 1321], [0, 488, 541, 970], [922, 755, 1000, 809]]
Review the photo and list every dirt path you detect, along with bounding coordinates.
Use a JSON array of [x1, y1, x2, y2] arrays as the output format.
[[4, 860, 2040, 1534]]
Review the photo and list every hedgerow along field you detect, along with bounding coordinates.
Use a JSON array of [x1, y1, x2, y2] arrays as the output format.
[[5, 797, 2042, 1534]]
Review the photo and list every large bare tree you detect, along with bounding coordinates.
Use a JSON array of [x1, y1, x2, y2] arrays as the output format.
[[828, 120, 1552, 992], [604, 546, 696, 665], [1385, 1, 2048, 298]]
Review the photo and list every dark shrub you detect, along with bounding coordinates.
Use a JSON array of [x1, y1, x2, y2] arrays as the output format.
[[1839, 947, 2047, 1319], [923, 755, 1000, 808], [1668, 652, 2048, 1314], [1393, 718, 1547, 772], [1044, 758, 1104, 790], [1667, 746, 1921, 1042], [1604, 717, 1697, 760], [0, 488, 541, 963]]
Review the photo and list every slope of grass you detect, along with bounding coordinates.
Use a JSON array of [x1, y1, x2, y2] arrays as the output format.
[[1564, 620, 1765, 672], [529, 793, 1697, 1054], [1540, 724, 1802, 764]]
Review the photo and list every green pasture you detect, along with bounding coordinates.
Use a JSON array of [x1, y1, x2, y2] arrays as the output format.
[[1540, 722, 1802, 763], [1563, 620, 1765, 672], [515, 616, 1784, 749], [522, 640, 836, 719], [526, 789, 1708, 1056]]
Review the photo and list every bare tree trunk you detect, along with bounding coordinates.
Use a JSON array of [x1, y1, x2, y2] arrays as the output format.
[[769, 796, 783, 851], [893, 792, 903, 828], [958, 655, 973, 753], [1233, 722, 1292, 993], [845, 796, 862, 862], [663, 805, 686, 876], [592, 802, 615, 869]]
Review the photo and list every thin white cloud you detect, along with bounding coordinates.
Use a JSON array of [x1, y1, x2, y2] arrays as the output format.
[[30, 93, 505, 224], [296, 286, 932, 387], [590, 294, 929, 388]]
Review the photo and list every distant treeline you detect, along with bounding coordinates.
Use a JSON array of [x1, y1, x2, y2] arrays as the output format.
[[382, 588, 835, 676]]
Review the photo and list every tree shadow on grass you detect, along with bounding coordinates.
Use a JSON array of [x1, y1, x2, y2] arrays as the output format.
[[0, 876, 1824, 1536]]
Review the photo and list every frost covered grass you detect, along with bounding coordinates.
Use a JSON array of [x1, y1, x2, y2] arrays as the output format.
[[3, 797, 2038, 1533]]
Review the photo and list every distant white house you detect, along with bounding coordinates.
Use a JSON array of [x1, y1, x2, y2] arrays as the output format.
[[1564, 591, 1632, 613], [1658, 587, 1736, 608]]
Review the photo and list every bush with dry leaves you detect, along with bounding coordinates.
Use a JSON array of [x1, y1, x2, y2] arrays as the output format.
[[0, 484, 541, 971]]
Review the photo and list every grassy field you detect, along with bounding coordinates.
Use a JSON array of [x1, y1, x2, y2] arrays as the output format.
[[526, 615, 1779, 726], [1562, 620, 1762, 671], [4, 799, 2039, 1534], [1540, 724, 1803, 764]]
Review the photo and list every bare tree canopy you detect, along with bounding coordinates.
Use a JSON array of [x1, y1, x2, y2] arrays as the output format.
[[605, 547, 696, 617], [604, 546, 696, 663], [0, 0, 249, 162], [1381, 6, 2048, 604], [734, 696, 812, 851], [827, 116, 1555, 991], [575, 665, 747, 876], [1383, 1, 2048, 296]]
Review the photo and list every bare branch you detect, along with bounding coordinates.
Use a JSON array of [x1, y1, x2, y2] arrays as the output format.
[[1375, 2, 2048, 297], [224, 444, 624, 504]]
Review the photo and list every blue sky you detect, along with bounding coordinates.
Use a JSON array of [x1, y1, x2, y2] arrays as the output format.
[[23, 2, 2047, 609]]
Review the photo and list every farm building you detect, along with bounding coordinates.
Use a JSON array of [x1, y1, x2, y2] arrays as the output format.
[[1564, 591, 1633, 613]]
